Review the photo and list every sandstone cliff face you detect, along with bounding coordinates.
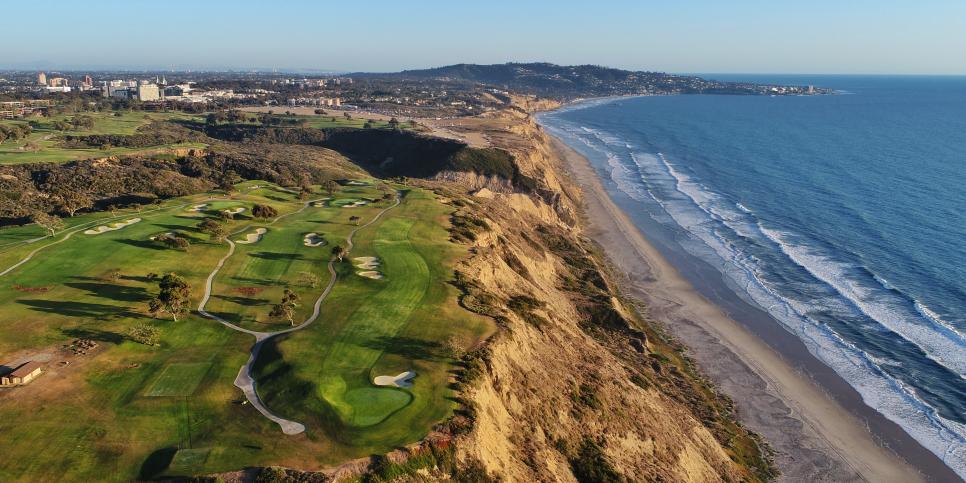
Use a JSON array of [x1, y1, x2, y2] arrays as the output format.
[[440, 113, 768, 482]]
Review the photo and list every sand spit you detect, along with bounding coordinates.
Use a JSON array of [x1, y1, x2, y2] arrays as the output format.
[[84, 218, 142, 235], [303, 233, 326, 247], [236, 228, 266, 244], [373, 371, 415, 388]]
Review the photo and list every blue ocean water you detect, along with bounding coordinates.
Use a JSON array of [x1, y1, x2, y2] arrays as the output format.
[[538, 76, 966, 477]]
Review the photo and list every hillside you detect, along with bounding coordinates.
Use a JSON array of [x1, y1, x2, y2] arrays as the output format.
[[359, 62, 823, 99]]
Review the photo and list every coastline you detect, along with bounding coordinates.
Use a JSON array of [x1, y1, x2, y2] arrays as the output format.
[[547, 134, 959, 482]]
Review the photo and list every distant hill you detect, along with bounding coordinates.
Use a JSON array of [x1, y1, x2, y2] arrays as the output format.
[[357, 62, 815, 99]]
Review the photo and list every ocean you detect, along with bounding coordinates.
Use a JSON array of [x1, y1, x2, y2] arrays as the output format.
[[537, 75, 966, 478]]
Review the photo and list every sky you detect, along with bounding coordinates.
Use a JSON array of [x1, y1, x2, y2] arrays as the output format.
[[3, 0, 965, 75]]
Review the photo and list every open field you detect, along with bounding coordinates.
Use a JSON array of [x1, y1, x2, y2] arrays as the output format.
[[0, 179, 492, 481], [0, 111, 206, 165]]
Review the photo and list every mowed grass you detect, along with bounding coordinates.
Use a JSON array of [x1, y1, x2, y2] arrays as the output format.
[[145, 362, 212, 397], [0, 181, 493, 481], [254, 187, 493, 450], [0, 111, 205, 165]]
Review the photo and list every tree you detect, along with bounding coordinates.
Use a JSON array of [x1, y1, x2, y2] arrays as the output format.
[[297, 271, 320, 288], [348, 215, 361, 225], [282, 288, 300, 306], [388, 117, 400, 130], [251, 203, 278, 219], [53, 120, 71, 132], [314, 108, 326, 115], [408, 119, 418, 129], [331, 244, 345, 262], [55, 189, 93, 217], [343, 112, 351, 120], [269, 303, 295, 326], [321, 179, 338, 196], [129, 324, 160, 346], [31, 212, 63, 236], [363, 121, 373, 129], [158, 233, 190, 251], [197, 218, 227, 241], [148, 273, 191, 321]]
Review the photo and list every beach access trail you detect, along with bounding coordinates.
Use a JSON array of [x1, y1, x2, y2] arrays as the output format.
[[197, 193, 401, 435], [550, 138, 933, 483]]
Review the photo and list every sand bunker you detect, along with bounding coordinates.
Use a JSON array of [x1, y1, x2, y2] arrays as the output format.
[[353, 256, 380, 269], [236, 228, 266, 244], [223, 207, 246, 216], [357, 271, 383, 280], [303, 233, 326, 247], [347, 180, 369, 186], [149, 232, 174, 241], [187, 204, 208, 212], [311, 198, 332, 207], [84, 218, 142, 235], [342, 200, 368, 208], [373, 371, 416, 388]]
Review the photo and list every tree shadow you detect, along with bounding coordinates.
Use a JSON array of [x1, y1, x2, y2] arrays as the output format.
[[215, 294, 268, 307], [61, 327, 125, 344], [120, 274, 155, 283], [359, 335, 442, 361], [63, 281, 152, 303], [230, 276, 274, 286], [114, 238, 167, 251], [249, 252, 304, 261], [18, 299, 140, 319], [139, 446, 177, 480]]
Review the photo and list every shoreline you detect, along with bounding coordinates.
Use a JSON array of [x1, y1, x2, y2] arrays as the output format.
[[547, 135, 959, 482]]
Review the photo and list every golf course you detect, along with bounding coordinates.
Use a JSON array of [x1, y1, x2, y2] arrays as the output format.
[[0, 178, 492, 481]]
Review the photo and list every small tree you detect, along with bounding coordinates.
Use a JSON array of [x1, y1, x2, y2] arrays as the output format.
[[251, 203, 278, 219], [331, 244, 345, 262], [269, 303, 295, 326], [348, 215, 361, 225], [314, 108, 326, 115], [129, 324, 160, 346], [388, 117, 400, 130], [321, 179, 338, 196], [148, 273, 191, 321], [197, 218, 227, 241], [158, 233, 190, 251], [31, 212, 63, 236]]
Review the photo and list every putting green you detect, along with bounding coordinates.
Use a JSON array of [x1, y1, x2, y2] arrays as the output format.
[[145, 362, 212, 397]]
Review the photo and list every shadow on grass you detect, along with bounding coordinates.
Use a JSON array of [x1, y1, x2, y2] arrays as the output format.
[[229, 276, 274, 286], [139, 446, 177, 480], [114, 238, 166, 251], [18, 299, 140, 318], [63, 281, 152, 303], [214, 294, 268, 307], [61, 327, 125, 344], [359, 335, 443, 361], [249, 252, 304, 261]]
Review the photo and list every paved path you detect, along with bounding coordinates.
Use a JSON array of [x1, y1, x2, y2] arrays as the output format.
[[198, 193, 401, 435]]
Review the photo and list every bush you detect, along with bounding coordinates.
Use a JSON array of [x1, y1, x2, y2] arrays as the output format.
[[568, 438, 624, 483], [128, 324, 160, 346], [251, 203, 278, 219]]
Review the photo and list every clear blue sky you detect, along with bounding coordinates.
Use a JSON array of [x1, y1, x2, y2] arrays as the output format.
[[3, 0, 964, 74]]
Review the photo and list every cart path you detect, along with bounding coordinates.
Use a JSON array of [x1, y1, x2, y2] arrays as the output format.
[[197, 193, 401, 435]]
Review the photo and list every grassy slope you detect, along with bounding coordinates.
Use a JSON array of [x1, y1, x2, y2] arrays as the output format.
[[0, 111, 206, 165], [0, 182, 492, 481]]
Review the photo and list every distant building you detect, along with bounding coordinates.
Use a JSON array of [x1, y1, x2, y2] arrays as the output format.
[[136, 84, 160, 101], [0, 361, 43, 386], [48, 77, 68, 87], [37, 72, 46, 85]]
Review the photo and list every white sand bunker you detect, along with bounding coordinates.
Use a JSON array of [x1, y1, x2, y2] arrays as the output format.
[[149, 232, 174, 241], [236, 228, 267, 244], [311, 198, 332, 207], [84, 218, 142, 235], [303, 232, 326, 247], [357, 271, 383, 280], [347, 180, 369, 186], [373, 371, 416, 388], [223, 207, 246, 216], [354, 256, 380, 269], [342, 200, 368, 208], [187, 204, 208, 212]]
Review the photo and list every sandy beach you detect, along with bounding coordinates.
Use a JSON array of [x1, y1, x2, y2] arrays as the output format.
[[551, 137, 959, 482]]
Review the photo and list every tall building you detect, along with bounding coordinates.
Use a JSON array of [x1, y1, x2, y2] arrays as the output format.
[[83, 75, 93, 87], [136, 84, 160, 101], [37, 72, 46, 85]]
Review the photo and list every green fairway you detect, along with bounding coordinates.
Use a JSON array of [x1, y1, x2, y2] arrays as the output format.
[[145, 362, 212, 397], [0, 180, 494, 481], [0, 111, 205, 165]]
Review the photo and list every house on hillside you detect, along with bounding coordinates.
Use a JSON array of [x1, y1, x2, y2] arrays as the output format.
[[0, 361, 43, 386]]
